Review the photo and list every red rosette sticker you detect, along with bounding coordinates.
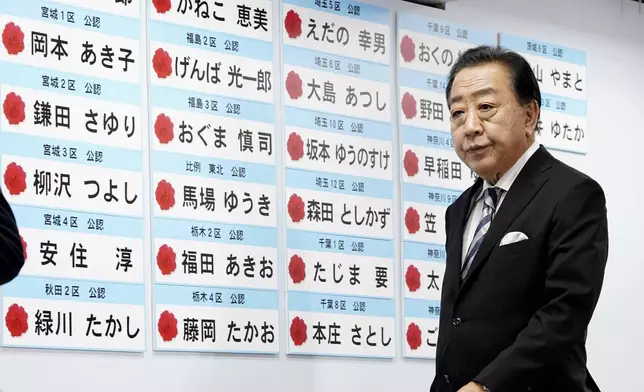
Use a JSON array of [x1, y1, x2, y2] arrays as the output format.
[[152, 48, 172, 79], [400, 35, 415, 63], [403, 149, 419, 177], [290, 316, 307, 346], [3, 162, 27, 196], [405, 207, 420, 234], [401, 92, 417, 120], [2, 22, 24, 55], [405, 264, 421, 292], [20, 235, 27, 262], [288, 254, 306, 284], [156, 244, 177, 275], [157, 310, 178, 342], [152, 0, 172, 14], [287, 194, 305, 223], [284, 10, 302, 39], [155, 180, 175, 210], [406, 322, 422, 350], [285, 71, 303, 100], [3, 92, 26, 125], [286, 132, 304, 161], [154, 113, 174, 144], [5, 303, 28, 337]]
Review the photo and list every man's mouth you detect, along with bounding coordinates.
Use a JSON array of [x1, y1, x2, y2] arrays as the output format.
[[466, 145, 490, 152]]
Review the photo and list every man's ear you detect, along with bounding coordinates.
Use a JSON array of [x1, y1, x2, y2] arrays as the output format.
[[524, 100, 540, 137]]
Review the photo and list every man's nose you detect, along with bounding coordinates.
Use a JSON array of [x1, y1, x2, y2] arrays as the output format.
[[464, 111, 483, 136]]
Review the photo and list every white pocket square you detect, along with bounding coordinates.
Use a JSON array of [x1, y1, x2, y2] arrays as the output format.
[[500, 231, 529, 246]]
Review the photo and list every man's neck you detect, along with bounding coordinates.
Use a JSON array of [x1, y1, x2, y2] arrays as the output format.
[[482, 139, 537, 187], [486, 172, 503, 186]]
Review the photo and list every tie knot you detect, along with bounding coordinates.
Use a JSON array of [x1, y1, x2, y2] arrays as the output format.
[[485, 187, 502, 210]]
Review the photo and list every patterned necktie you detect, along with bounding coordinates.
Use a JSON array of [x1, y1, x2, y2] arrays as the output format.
[[461, 187, 502, 280]]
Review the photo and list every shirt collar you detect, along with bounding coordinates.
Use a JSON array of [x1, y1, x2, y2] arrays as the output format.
[[475, 140, 540, 202]]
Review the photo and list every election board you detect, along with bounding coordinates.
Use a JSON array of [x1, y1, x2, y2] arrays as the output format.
[[0, 0, 589, 359]]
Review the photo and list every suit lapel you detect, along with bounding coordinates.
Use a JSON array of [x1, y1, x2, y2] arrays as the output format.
[[446, 179, 481, 295], [459, 146, 553, 290]]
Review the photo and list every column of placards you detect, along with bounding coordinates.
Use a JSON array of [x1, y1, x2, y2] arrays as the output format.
[[148, 0, 279, 354], [282, 0, 396, 358], [396, 10, 496, 359], [0, 0, 146, 351]]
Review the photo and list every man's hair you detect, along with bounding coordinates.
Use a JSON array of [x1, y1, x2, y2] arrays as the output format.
[[445, 45, 541, 112]]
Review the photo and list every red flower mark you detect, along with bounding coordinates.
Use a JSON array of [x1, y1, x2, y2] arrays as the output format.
[[157, 310, 178, 342], [3, 162, 27, 196], [401, 92, 417, 119], [156, 244, 176, 275], [20, 235, 27, 262], [152, 48, 172, 79], [288, 194, 305, 223], [405, 207, 420, 234], [155, 180, 175, 210], [285, 71, 303, 100], [287, 132, 304, 161], [2, 22, 24, 55], [400, 35, 416, 63], [284, 10, 302, 39], [154, 113, 174, 144], [406, 322, 422, 350], [152, 0, 172, 14], [289, 254, 306, 284], [403, 149, 419, 177], [290, 316, 307, 346], [3, 92, 26, 125], [5, 303, 28, 337], [405, 264, 421, 292]]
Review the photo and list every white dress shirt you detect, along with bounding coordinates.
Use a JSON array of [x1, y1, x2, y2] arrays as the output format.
[[462, 141, 540, 261]]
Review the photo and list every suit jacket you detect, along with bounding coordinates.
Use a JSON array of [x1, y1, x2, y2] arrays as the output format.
[[0, 188, 24, 285], [430, 146, 608, 392]]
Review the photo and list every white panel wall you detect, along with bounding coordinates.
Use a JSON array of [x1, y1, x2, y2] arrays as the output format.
[[0, 0, 641, 391]]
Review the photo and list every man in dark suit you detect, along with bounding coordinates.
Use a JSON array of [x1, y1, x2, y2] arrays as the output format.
[[0, 188, 24, 285], [430, 45, 608, 392]]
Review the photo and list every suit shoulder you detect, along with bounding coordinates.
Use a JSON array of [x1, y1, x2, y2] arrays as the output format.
[[550, 158, 605, 199]]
